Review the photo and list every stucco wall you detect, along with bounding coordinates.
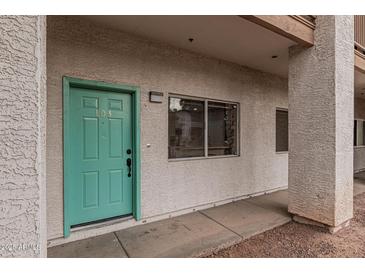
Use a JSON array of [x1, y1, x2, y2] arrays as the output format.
[[46, 16, 288, 240], [0, 16, 47, 257], [288, 16, 354, 227], [354, 97, 365, 172]]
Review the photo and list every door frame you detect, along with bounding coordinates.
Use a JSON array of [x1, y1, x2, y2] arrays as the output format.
[[63, 76, 141, 237]]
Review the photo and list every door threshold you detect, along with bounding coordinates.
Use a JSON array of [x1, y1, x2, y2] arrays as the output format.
[[71, 215, 134, 233]]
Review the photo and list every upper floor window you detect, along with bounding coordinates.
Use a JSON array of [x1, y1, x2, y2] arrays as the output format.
[[168, 95, 239, 159]]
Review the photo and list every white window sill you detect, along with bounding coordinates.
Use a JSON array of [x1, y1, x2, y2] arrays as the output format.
[[168, 154, 240, 162]]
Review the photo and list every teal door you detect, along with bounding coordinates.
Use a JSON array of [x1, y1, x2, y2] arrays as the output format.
[[68, 87, 133, 226]]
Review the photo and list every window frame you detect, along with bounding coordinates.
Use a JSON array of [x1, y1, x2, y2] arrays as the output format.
[[168, 94, 240, 161], [354, 118, 365, 148], [275, 107, 289, 154]]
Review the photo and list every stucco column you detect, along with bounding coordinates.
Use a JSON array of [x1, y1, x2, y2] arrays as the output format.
[[0, 16, 47, 257], [288, 16, 354, 231]]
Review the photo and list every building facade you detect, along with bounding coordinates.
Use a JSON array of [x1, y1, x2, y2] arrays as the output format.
[[1, 15, 365, 257]]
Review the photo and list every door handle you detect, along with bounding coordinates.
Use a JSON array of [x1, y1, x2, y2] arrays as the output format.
[[126, 158, 132, 177]]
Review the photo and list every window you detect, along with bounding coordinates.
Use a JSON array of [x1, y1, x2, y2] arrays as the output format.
[[276, 109, 288, 152], [168, 97, 205, 158], [208, 101, 238, 156], [354, 119, 365, 146], [168, 96, 239, 159]]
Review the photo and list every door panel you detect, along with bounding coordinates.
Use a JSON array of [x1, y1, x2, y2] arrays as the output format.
[[108, 98, 123, 110], [109, 118, 123, 158], [83, 117, 99, 159], [82, 171, 99, 208], [108, 169, 123, 204], [69, 87, 133, 226]]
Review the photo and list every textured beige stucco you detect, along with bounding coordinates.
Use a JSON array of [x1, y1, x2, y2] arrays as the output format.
[[288, 16, 354, 227], [0, 16, 47, 257], [354, 98, 365, 172], [46, 16, 288, 240]]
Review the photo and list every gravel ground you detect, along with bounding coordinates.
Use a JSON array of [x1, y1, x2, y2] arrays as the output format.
[[206, 192, 365, 258]]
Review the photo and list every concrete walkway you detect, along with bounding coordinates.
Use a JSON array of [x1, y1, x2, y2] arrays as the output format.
[[48, 190, 291, 258], [48, 177, 365, 258]]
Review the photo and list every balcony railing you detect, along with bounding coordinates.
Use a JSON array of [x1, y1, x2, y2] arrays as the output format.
[[289, 15, 316, 30], [355, 15, 365, 57]]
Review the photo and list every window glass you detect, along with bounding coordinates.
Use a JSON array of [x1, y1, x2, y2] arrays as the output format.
[[363, 122, 365, 146], [208, 101, 238, 156], [168, 97, 205, 158], [355, 119, 365, 146], [276, 109, 288, 152], [354, 120, 357, 146]]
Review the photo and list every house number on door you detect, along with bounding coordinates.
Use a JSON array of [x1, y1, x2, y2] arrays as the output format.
[[96, 109, 112, 117]]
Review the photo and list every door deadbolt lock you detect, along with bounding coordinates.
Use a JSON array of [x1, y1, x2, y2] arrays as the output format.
[[126, 158, 132, 177]]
